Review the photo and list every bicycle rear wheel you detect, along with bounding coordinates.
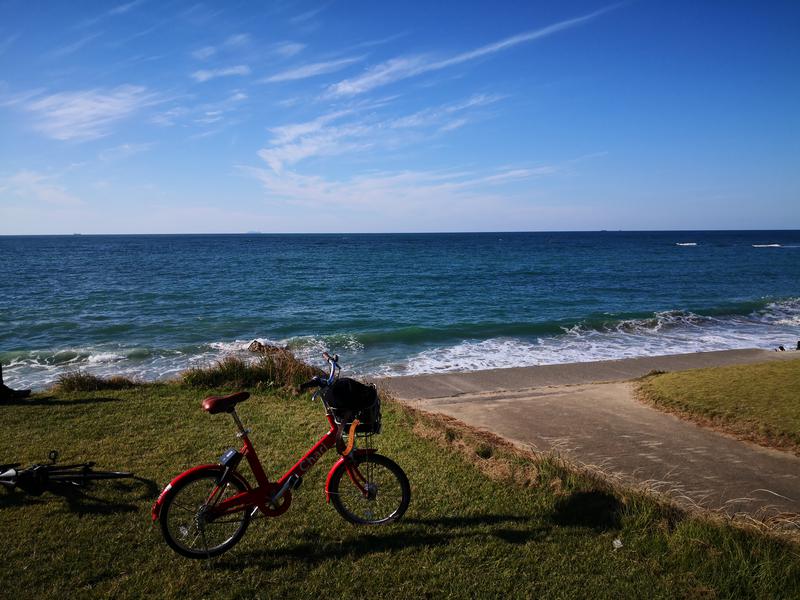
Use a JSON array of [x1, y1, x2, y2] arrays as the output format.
[[159, 468, 250, 559], [49, 469, 134, 483], [330, 453, 410, 525]]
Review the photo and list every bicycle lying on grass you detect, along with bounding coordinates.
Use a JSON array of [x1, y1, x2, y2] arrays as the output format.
[[0, 450, 134, 496], [152, 352, 411, 559]]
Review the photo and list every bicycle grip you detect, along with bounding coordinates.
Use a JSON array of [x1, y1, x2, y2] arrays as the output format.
[[298, 377, 321, 391]]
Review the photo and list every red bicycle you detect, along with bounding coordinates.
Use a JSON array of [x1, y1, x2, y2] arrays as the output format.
[[151, 353, 410, 559]]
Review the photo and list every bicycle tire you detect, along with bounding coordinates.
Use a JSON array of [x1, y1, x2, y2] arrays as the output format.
[[159, 467, 251, 559], [329, 453, 410, 525]]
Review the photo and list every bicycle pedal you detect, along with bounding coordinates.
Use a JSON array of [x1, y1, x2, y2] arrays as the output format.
[[292, 476, 303, 490]]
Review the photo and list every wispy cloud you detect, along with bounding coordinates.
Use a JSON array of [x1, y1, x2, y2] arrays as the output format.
[[152, 90, 247, 130], [76, 0, 146, 28], [98, 142, 154, 161], [50, 32, 102, 58], [258, 120, 371, 173], [225, 33, 251, 47], [262, 56, 364, 83], [0, 171, 84, 207], [0, 34, 20, 56], [190, 33, 251, 61], [243, 164, 553, 220], [22, 85, 160, 141], [191, 65, 251, 82], [191, 46, 216, 60], [347, 32, 409, 51], [259, 93, 505, 172], [108, 0, 146, 16], [268, 109, 355, 145], [289, 3, 332, 24], [327, 5, 617, 97], [273, 41, 305, 58], [389, 93, 505, 129]]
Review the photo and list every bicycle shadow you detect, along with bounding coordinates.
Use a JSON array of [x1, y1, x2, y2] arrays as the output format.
[[0, 395, 122, 407], [550, 490, 623, 532], [0, 475, 159, 516], [213, 513, 550, 571]]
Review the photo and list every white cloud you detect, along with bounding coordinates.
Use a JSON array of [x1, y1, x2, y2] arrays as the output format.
[[268, 109, 354, 145], [151, 105, 189, 126], [439, 118, 468, 132], [50, 32, 102, 58], [258, 121, 371, 173], [191, 65, 251, 82], [327, 5, 617, 97], [243, 164, 553, 221], [23, 85, 160, 141], [262, 56, 364, 83], [273, 41, 305, 58], [390, 93, 504, 129], [192, 46, 216, 60], [76, 0, 146, 28], [258, 93, 506, 172], [328, 56, 427, 97], [225, 33, 250, 47], [151, 90, 247, 129], [289, 4, 331, 24], [98, 142, 154, 161], [109, 0, 145, 16], [0, 171, 84, 207]]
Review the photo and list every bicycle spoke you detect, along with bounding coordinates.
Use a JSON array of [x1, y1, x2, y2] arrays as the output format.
[[161, 471, 251, 558]]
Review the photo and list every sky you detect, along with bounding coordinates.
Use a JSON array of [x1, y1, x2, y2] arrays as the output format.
[[0, 0, 798, 234]]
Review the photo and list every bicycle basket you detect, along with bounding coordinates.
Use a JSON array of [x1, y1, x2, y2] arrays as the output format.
[[324, 377, 382, 435]]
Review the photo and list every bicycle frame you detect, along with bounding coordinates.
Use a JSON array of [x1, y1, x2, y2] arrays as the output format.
[[152, 409, 373, 522]]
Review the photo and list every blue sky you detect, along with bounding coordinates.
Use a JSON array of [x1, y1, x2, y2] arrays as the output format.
[[0, 0, 798, 234]]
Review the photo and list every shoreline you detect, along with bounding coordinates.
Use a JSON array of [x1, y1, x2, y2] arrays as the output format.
[[377, 348, 799, 400]]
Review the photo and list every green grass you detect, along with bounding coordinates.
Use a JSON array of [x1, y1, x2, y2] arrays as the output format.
[[638, 358, 800, 454], [1, 381, 798, 599]]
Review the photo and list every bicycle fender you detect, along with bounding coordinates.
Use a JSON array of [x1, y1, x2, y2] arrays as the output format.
[[151, 464, 251, 521], [324, 449, 376, 504]]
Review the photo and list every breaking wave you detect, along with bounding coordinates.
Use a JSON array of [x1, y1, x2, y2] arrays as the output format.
[[3, 298, 799, 389]]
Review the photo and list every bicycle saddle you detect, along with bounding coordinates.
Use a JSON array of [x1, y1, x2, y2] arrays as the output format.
[[202, 391, 250, 414]]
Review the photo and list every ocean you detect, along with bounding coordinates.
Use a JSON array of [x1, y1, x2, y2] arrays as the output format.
[[2, 231, 799, 390]]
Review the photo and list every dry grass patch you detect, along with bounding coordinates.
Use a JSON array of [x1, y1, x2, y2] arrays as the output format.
[[181, 351, 321, 390], [55, 371, 138, 392]]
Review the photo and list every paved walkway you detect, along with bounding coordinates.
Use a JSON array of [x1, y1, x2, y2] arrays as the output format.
[[379, 350, 800, 517]]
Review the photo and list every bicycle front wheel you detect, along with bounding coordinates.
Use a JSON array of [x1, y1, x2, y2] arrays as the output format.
[[330, 453, 410, 525], [159, 468, 250, 559]]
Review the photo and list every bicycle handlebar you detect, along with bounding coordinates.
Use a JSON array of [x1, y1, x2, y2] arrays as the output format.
[[299, 352, 341, 393], [298, 377, 322, 391]]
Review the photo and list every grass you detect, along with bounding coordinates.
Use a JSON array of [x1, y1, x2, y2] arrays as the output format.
[[181, 353, 321, 390], [637, 358, 800, 454], [55, 371, 138, 393], [2, 376, 799, 598]]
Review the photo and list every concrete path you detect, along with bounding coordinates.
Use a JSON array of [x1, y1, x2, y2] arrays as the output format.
[[378, 350, 800, 517]]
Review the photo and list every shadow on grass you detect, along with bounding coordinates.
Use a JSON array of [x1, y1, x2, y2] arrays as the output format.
[[403, 514, 529, 528], [0, 395, 123, 407], [0, 475, 159, 516], [551, 490, 622, 531], [213, 513, 550, 571]]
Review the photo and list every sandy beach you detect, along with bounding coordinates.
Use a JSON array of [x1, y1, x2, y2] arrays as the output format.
[[379, 349, 800, 516]]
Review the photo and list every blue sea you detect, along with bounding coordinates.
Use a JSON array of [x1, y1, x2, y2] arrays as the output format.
[[1, 231, 799, 390]]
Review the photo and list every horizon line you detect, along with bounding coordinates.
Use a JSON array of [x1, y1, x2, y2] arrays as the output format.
[[2, 228, 800, 237]]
